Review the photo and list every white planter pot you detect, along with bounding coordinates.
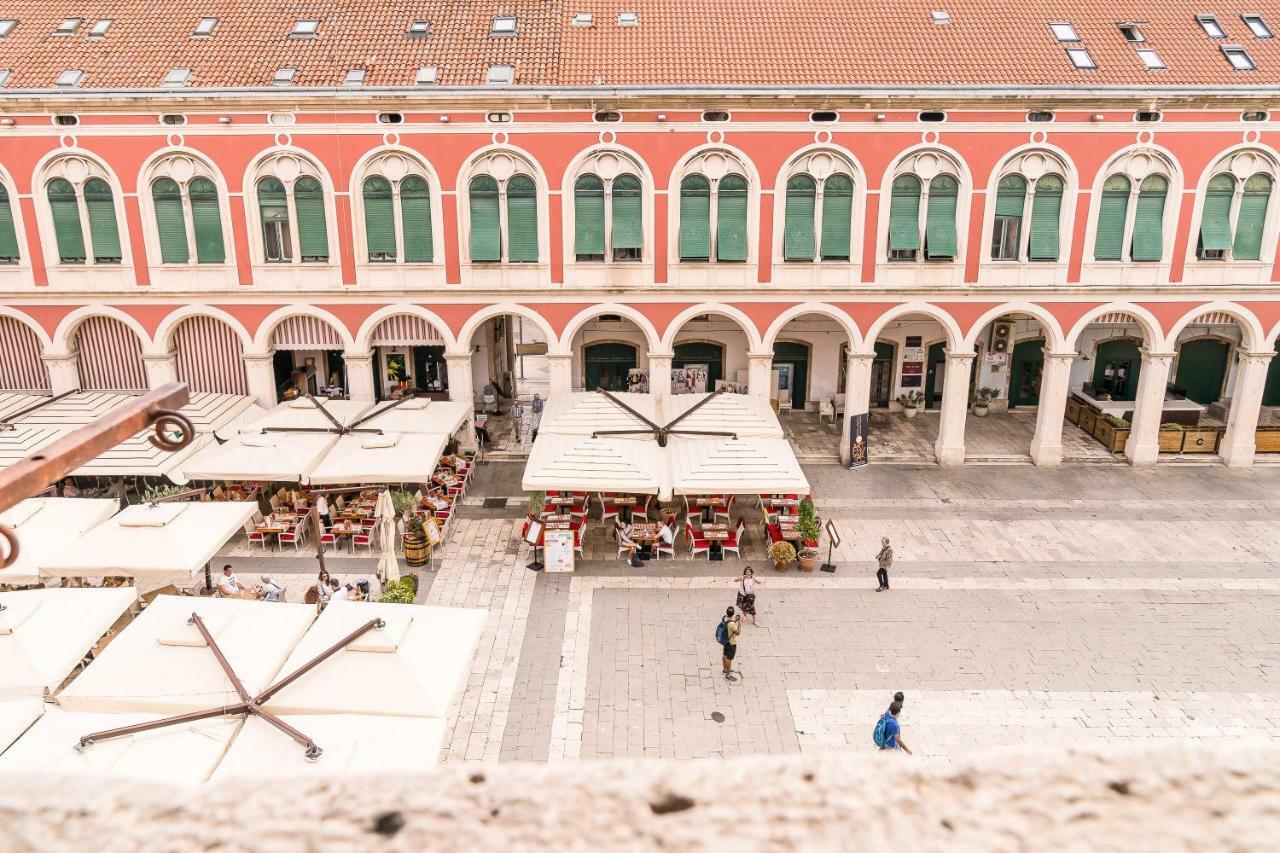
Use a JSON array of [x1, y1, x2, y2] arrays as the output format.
[[903, 407, 920, 420], [973, 405, 990, 418]]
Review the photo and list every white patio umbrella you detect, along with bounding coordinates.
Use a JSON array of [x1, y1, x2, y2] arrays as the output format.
[[0, 587, 137, 697], [375, 490, 399, 584], [264, 601, 485, 718], [40, 502, 257, 580], [245, 398, 374, 431], [0, 706, 239, 783], [0, 392, 48, 423], [664, 392, 784, 438], [0, 697, 43, 754], [667, 436, 810, 499], [178, 431, 338, 483], [210, 713, 445, 779], [0, 498, 119, 586], [537, 391, 659, 437], [58, 595, 316, 715], [360, 398, 471, 435], [306, 431, 447, 485], [522, 434, 661, 495]]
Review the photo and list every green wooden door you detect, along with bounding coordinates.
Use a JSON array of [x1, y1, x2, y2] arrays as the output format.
[[1263, 340, 1280, 406], [772, 341, 809, 410], [673, 342, 724, 388], [1174, 338, 1230, 405], [924, 342, 946, 409], [1009, 339, 1045, 408], [1092, 339, 1142, 402], [583, 342, 637, 391], [871, 341, 894, 407]]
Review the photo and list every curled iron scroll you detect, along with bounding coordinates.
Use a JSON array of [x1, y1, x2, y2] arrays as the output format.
[[0, 523, 19, 569], [148, 411, 196, 451]]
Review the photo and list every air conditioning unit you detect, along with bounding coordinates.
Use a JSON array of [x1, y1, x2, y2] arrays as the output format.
[[989, 321, 1014, 354]]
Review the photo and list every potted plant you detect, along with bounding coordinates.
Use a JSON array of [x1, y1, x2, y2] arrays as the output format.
[[769, 540, 797, 572], [527, 491, 546, 517], [390, 489, 416, 516], [402, 514, 430, 567], [896, 390, 924, 419], [1158, 422, 1186, 453], [1094, 415, 1131, 453], [794, 498, 821, 571], [378, 577, 417, 604], [971, 387, 999, 417]]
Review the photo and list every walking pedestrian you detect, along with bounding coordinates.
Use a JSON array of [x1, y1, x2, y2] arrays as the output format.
[[715, 606, 741, 681], [734, 567, 763, 627], [315, 493, 332, 530], [873, 700, 912, 755], [875, 537, 893, 591]]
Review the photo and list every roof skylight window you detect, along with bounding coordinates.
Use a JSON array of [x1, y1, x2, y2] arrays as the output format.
[[1242, 14, 1273, 38], [1197, 15, 1225, 39], [273, 67, 296, 86], [344, 69, 366, 86], [572, 12, 594, 27], [0, 70, 11, 86], [1137, 49, 1165, 69], [617, 11, 638, 26], [1118, 23, 1144, 42], [930, 10, 951, 25], [1050, 22, 1079, 42], [1222, 45, 1256, 69], [0, 20, 17, 38], [415, 65, 438, 85], [486, 65, 514, 85], [491, 16, 517, 36], [163, 68, 191, 87], [54, 18, 81, 35], [1066, 48, 1096, 68], [194, 17, 217, 37], [408, 20, 430, 36], [55, 69, 84, 87], [89, 19, 111, 37], [290, 19, 319, 38]]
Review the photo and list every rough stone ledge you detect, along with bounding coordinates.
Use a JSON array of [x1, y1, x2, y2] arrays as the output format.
[[0, 745, 1277, 852]]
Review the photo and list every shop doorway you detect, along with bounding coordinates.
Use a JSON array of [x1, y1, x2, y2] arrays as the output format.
[[871, 341, 895, 408], [583, 342, 638, 391], [673, 342, 724, 391], [1264, 340, 1280, 406], [1009, 338, 1045, 408], [1174, 338, 1230, 404], [1092, 338, 1142, 401], [771, 341, 810, 410], [412, 346, 448, 393], [924, 342, 946, 409]]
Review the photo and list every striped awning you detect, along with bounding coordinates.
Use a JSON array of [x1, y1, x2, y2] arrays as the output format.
[[271, 316, 343, 350], [370, 314, 444, 346], [173, 316, 249, 396], [1186, 311, 1237, 327], [1090, 312, 1144, 327], [74, 316, 147, 392], [0, 318, 51, 393], [0, 393, 51, 423]]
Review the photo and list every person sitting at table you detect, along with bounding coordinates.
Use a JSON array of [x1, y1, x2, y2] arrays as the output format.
[[260, 575, 284, 602], [328, 578, 346, 602], [614, 518, 639, 562], [218, 565, 257, 600], [314, 570, 332, 604]]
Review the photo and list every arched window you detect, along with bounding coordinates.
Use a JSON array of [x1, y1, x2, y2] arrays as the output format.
[[147, 163, 227, 266], [989, 150, 1071, 263], [466, 152, 540, 264], [716, 174, 748, 262], [1131, 175, 1167, 262], [572, 165, 643, 263], [506, 175, 538, 263], [821, 174, 854, 261], [887, 151, 962, 262], [924, 174, 958, 260], [1237, 174, 1273, 261], [782, 150, 858, 263], [42, 156, 123, 266], [358, 153, 436, 265], [678, 174, 711, 260], [251, 153, 330, 265], [1094, 175, 1131, 261], [573, 174, 605, 261], [189, 179, 225, 263], [1029, 175, 1064, 261], [0, 185, 20, 264], [676, 149, 753, 263], [1197, 153, 1277, 262], [991, 175, 1027, 260], [783, 175, 816, 260], [152, 178, 188, 263], [887, 174, 921, 260], [469, 176, 501, 262], [612, 174, 642, 261], [1092, 150, 1176, 263]]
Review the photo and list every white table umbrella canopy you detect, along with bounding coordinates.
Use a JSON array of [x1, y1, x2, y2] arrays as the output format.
[[41, 502, 257, 579], [537, 391, 659, 437], [664, 392, 783, 438], [178, 431, 337, 483], [58, 595, 316, 714], [264, 601, 486, 718], [306, 432, 448, 485], [522, 434, 661, 495], [245, 398, 374, 432], [0, 392, 48, 422], [0, 498, 119, 586], [0, 698, 42, 755], [360, 398, 471, 436], [0, 587, 137, 697], [668, 436, 810, 497]]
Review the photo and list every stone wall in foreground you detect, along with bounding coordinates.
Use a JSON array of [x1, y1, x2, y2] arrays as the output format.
[[0, 746, 1276, 851]]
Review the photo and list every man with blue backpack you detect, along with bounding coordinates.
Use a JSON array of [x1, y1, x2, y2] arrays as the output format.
[[716, 606, 741, 681], [873, 700, 912, 754]]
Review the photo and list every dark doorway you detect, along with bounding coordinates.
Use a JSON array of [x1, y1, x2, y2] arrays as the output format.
[[583, 342, 638, 391], [1009, 338, 1045, 408], [1174, 338, 1230, 404], [272, 350, 295, 401], [924, 342, 946, 409], [1264, 340, 1280, 406], [412, 345, 448, 393], [673, 342, 724, 390], [871, 341, 895, 408], [324, 351, 345, 393], [1092, 338, 1142, 401], [772, 341, 810, 410]]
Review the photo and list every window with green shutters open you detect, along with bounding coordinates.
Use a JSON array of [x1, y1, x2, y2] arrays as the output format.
[[359, 159, 435, 265], [42, 157, 125, 267], [676, 152, 752, 263], [887, 152, 964, 263], [1195, 154, 1276, 263], [781, 153, 856, 263], [466, 155, 539, 264], [0, 185, 21, 264], [253, 154, 329, 265], [989, 153, 1067, 263], [573, 171, 642, 263], [146, 156, 227, 266]]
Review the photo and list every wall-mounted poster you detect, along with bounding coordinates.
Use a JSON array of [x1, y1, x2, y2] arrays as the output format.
[[902, 362, 924, 375], [848, 412, 869, 469], [902, 347, 925, 362], [385, 352, 408, 382], [901, 375, 923, 388], [626, 368, 649, 393], [543, 529, 576, 573]]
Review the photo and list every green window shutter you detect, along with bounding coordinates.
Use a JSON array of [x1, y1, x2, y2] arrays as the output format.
[[400, 175, 433, 262], [924, 174, 958, 259], [611, 173, 642, 252], [469, 176, 501, 261], [716, 174, 748, 262], [1233, 174, 1271, 261], [293, 176, 329, 262], [48, 179, 86, 263], [362, 176, 396, 261], [506, 174, 539, 263], [1028, 174, 1063, 261], [820, 174, 853, 261], [83, 178, 122, 263], [257, 177, 290, 262], [150, 178, 189, 264], [0, 186, 20, 261], [678, 175, 711, 260], [188, 178, 225, 264], [1199, 173, 1235, 252], [1094, 175, 1130, 261], [573, 174, 605, 257], [1131, 175, 1167, 262], [783, 174, 816, 261], [888, 174, 921, 250], [994, 174, 1027, 217]]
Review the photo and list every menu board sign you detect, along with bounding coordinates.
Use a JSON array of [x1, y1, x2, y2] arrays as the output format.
[[543, 529, 576, 573]]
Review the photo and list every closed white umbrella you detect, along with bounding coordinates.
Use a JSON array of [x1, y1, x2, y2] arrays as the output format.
[[375, 490, 399, 584]]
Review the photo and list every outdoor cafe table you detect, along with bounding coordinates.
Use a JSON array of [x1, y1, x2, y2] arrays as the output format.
[[328, 522, 363, 550], [541, 513, 572, 523], [689, 496, 723, 523], [546, 496, 579, 507], [699, 524, 731, 560], [764, 497, 800, 509], [607, 494, 639, 522], [629, 523, 660, 560]]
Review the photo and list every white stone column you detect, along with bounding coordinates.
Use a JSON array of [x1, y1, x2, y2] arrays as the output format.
[[934, 351, 974, 466], [747, 352, 773, 401], [1029, 350, 1076, 468], [1123, 349, 1176, 467], [41, 353, 80, 395], [446, 352, 477, 450], [142, 353, 178, 390], [243, 354, 277, 408], [545, 353, 573, 401], [344, 353, 375, 402], [838, 351, 875, 466], [1219, 349, 1274, 468], [648, 351, 673, 408]]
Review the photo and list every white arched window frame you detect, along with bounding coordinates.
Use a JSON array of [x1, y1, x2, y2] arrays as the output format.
[[777, 148, 861, 264], [988, 149, 1073, 263], [37, 152, 131, 269], [460, 149, 544, 265], [1191, 148, 1280, 264], [352, 149, 442, 266], [1087, 148, 1179, 264], [139, 152, 232, 267], [884, 149, 966, 264], [245, 150, 335, 267], [672, 147, 756, 265], [0, 165, 30, 270], [565, 148, 649, 265]]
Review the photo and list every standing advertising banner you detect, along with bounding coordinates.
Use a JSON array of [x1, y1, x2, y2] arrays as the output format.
[[848, 412, 869, 469], [543, 529, 577, 573]]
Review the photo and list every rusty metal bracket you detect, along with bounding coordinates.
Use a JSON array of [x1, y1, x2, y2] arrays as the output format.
[[147, 411, 196, 451]]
